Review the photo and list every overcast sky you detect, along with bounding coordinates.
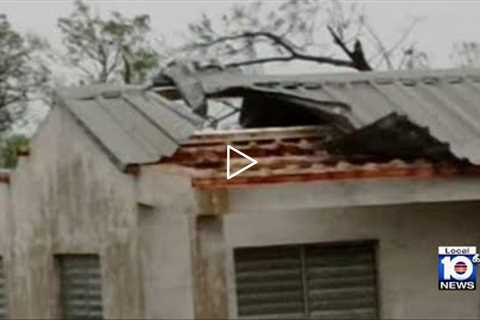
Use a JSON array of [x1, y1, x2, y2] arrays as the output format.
[[2, 0, 480, 134], [2, 0, 480, 70]]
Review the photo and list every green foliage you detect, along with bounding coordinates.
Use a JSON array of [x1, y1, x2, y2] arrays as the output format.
[[0, 134, 29, 168], [0, 14, 50, 131], [58, 0, 158, 84]]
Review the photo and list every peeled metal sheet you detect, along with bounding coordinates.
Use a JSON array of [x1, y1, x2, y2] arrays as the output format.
[[191, 67, 480, 164]]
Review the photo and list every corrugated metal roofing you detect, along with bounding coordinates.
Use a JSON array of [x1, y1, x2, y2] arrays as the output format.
[[196, 68, 480, 164], [55, 84, 203, 171]]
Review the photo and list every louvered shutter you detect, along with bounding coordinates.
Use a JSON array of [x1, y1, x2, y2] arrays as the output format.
[[234, 242, 378, 319], [0, 258, 6, 318], [234, 246, 305, 318], [58, 255, 103, 319], [305, 243, 378, 319]]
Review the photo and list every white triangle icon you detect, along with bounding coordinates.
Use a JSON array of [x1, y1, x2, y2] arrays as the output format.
[[227, 145, 258, 180]]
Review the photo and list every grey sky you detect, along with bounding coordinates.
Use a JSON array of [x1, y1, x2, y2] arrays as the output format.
[[2, 0, 480, 70], [2, 0, 480, 134]]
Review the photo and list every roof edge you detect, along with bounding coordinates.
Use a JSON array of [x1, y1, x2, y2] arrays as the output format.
[[209, 67, 480, 84]]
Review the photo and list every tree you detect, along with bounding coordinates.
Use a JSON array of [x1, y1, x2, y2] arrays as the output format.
[[161, 0, 428, 128], [170, 0, 427, 72], [58, 0, 158, 84], [0, 14, 50, 132], [0, 134, 29, 168], [450, 41, 480, 68]]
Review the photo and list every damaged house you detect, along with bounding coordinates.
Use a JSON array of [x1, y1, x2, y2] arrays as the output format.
[[1, 67, 480, 319]]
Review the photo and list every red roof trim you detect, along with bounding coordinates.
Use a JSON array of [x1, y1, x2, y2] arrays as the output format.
[[0, 172, 10, 184], [192, 163, 480, 190]]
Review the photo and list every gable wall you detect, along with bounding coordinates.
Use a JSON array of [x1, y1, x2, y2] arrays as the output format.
[[7, 106, 144, 318]]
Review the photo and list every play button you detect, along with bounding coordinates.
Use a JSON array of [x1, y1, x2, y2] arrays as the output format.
[[226, 145, 258, 180]]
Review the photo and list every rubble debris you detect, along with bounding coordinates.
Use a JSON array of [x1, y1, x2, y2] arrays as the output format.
[[327, 113, 459, 162]]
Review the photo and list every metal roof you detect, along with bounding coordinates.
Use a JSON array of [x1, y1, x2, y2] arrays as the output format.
[[55, 84, 203, 171], [195, 67, 480, 164]]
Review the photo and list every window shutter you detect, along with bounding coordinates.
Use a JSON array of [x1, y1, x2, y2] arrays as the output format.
[[234, 241, 378, 319], [305, 243, 378, 319], [234, 246, 305, 318], [58, 255, 103, 319], [0, 258, 6, 319]]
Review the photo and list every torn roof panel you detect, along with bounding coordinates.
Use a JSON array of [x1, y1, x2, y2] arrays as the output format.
[[55, 85, 203, 171], [183, 67, 480, 164]]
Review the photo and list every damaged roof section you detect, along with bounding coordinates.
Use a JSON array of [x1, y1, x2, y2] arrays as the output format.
[[161, 126, 480, 189], [55, 84, 204, 171], [53, 67, 480, 174], [155, 67, 480, 164], [326, 112, 458, 163]]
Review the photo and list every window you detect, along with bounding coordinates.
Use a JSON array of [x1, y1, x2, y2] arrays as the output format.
[[0, 258, 6, 319], [234, 241, 378, 319], [57, 255, 103, 319]]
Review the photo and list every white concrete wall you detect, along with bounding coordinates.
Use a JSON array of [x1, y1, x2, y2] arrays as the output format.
[[4, 100, 480, 320], [0, 182, 8, 255], [137, 167, 197, 319], [7, 107, 144, 318], [224, 198, 480, 319]]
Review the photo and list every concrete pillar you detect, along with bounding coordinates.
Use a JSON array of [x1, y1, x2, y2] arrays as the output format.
[[190, 215, 228, 319]]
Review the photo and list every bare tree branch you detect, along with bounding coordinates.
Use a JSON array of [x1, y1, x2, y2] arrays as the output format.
[[195, 31, 359, 70], [361, 21, 394, 69], [327, 26, 372, 71], [369, 18, 421, 66]]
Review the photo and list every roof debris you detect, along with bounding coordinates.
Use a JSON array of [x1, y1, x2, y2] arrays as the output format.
[[155, 66, 480, 165], [55, 67, 480, 177], [326, 112, 458, 162]]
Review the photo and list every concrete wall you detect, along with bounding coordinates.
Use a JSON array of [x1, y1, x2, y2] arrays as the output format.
[[224, 195, 480, 319], [7, 106, 144, 318], [0, 182, 9, 256], [136, 166, 198, 319], [131, 165, 480, 320], [3, 102, 480, 319]]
